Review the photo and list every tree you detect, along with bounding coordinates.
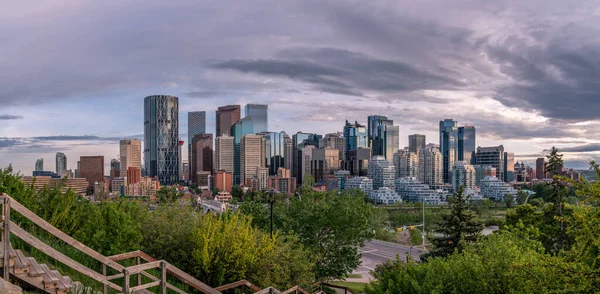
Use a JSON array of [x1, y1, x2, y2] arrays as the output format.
[[544, 147, 571, 252], [545, 147, 564, 177], [422, 186, 483, 260], [211, 187, 220, 196], [516, 189, 528, 205], [157, 186, 181, 203], [231, 185, 243, 200], [504, 193, 515, 208]]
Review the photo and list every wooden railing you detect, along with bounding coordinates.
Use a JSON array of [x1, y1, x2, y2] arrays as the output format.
[[0, 193, 219, 294]]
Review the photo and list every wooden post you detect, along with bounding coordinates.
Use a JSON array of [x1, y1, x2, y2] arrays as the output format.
[[160, 261, 167, 294], [123, 269, 130, 294], [102, 263, 107, 294], [3, 197, 10, 281], [136, 256, 141, 286]]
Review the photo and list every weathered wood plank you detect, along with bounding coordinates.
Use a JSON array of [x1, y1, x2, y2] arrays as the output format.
[[106, 273, 125, 280], [125, 260, 161, 275], [255, 287, 282, 294], [215, 279, 261, 292], [129, 280, 161, 292], [10, 222, 122, 292], [166, 263, 221, 294], [26, 257, 44, 277], [282, 286, 310, 294]]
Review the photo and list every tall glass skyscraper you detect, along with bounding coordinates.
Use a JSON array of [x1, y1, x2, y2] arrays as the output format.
[[55, 152, 67, 176], [35, 158, 43, 172], [188, 111, 206, 180], [408, 134, 426, 153], [144, 95, 179, 185], [458, 126, 476, 165], [260, 131, 287, 175], [245, 104, 268, 133], [439, 119, 458, 184], [230, 104, 269, 185], [368, 115, 390, 157], [292, 132, 321, 185], [384, 125, 399, 161], [343, 120, 368, 166]]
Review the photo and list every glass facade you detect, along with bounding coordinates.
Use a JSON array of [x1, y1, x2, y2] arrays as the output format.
[[343, 120, 368, 165], [439, 119, 458, 183], [292, 132, 321, 185], [245, 104, 268, 133], [384, 125, 399, 161], [458, 126, 476, 165], [144, 95, 179, 185], [260, 131, 287, 175], [367, 115, 390, 157]]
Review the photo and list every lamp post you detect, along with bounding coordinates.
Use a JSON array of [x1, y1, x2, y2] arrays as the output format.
[[422, 195, 425, 249], [267, 188, 280, 238]]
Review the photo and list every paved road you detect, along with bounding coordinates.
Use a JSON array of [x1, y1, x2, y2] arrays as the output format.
[[353, 240, 426, 280]]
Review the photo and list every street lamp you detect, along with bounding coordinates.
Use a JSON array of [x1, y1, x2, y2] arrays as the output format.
[[267, 188, 280, 238], [422, 195, 425, 249]]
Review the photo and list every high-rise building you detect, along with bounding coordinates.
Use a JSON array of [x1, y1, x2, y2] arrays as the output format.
[[408, 134, 426, 153], [55, 152, 67, 176], [215, 170, 233, 193], [393, 149, 418, 178], [418, 145, 444, 189], [191, 133, 213, 184], [119, 139, 142, 179], [188, 111, 206, 175], [458, 126, 476, 164], [368, 155, 396, 190], [368, 115, 396, 160], [301, 145, 316, 185], [245, 104, 268, 133], [80, 156, 104, 189], [144, 95, 179, 185], [260, 131, 287, 175], [439, 119, 458, 183], [110, 159, 120, 178], [215, 134, 234, 173], [292, 132, 321, 185], [311, 148, 342, 182], [178, 140, 184, 181], [240, 134, 265, 186], [452, 161, 476, 192], [476, 145, 505, 182], [384, 125, 399, 161], [216, 105, 241, 137], [268, 168, 297, 194], [319, 133, 345, 151], [35, 158, 43, 172], [348, 147, 371, 176], [536, 158, 546, 179], [284, 135, 293, 172], [182, 161, 189, 182], [343, 120, 368, 166], [127, 166, 141, 185], [504, 152, 515, 182]]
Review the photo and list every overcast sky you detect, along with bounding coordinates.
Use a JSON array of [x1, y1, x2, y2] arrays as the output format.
[[2, 0, 600, 175]]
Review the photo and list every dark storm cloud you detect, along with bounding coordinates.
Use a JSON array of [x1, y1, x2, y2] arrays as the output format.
[[556, 144, 600, 153], [0, 115, 23, 120], [0, 138, 22, 148]]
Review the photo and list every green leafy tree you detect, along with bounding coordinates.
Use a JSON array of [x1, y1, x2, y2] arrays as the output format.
[[231, 185, 243, 200], [211, 187, 220, 196], [422, 186, 484, 260], [516, 189, 528, 205], [504, 193, 515, 208], [157, 186, 181, 203]]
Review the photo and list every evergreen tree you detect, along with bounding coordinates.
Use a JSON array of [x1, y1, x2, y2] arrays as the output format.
[[544, 147, 571, 252], [421, 186, 483, 260]]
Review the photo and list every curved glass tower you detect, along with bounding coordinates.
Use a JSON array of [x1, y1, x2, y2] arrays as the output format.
[[144, 95, 179, 185]]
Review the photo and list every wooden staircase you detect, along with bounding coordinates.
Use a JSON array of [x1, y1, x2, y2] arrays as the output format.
[[0, 193, 316, 294]]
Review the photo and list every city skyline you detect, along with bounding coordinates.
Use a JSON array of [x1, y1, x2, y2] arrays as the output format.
[[3, 1, 600, 174]]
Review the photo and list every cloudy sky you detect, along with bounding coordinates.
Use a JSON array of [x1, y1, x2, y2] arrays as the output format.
[[2, 0, 600, 175]]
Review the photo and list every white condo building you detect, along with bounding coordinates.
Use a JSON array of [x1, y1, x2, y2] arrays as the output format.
[[452, 161, 476, 192], [393, 149, 419, 178], [479, 176, 517, 201], [368, 187, 402, 205], [345, 176, 373, 194], [395, 177, 448, 205], [418, 145, 443, 189], [368, 156, 396, 190]]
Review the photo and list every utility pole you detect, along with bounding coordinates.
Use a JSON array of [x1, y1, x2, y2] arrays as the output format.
[[422, 195, 426, 249]]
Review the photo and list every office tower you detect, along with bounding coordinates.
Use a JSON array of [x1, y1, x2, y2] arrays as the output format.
[[144, 95, 179, 185], [79, 156, 104, 189], [259, 131, 287, 175], [368, 155, 396, 190], [439, 119, 458, 183], [384, 125, 399, 161], [178, 140, 184, 181], [319, 133, 345, 151], [215, 170, 233, 193], [110, 159, 120, 178], [458, 126, 476, 164], [452, 161, 476, 192], [536, 158, 546, 179], [216, 105, 241, 137], [284, 135, 293, 171], [240, 134, 265, 186], [393, 149, 418, 178], [343, 120, 368, 165], [301, 145, 316, 184], [35, 158, 43, 172], [348, 147, 371, 176], [476, 145, 505, 181], [182, 161, 189, 182], [75, 161, 80, 178], [504, 152, 515, 182], [311, 148, 342, 182], [119, 139, 142, 178], [188, 111, 206, 176], [55, 152, 67, 176], [191, 133, 213, 184], [215, 134, 234, 173], [418, 145, 443, 189], [268, 168, 297, 194], [408, 134, 426, 153], [245, 104, 268, 133], [292, 132, 321, 185], [127, 166, 141, 185]]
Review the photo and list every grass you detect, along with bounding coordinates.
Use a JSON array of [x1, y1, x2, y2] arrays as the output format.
[[345, 273, 362, 279], [329, 281, 368, 293]]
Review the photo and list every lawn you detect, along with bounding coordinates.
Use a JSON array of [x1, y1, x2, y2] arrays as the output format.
[[329, 281, 368, 293]]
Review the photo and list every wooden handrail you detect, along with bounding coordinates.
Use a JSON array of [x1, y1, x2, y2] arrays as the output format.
[[126, 260, 162, 275], [281, 286, 310, 294], [215, 279, 261, 292]]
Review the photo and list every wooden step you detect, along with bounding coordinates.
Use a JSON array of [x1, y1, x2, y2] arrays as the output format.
[[26, 257, 44, 277], [50, 269, 70, 291], [12, 250, 30, 274], [39, 263, 60, 290]]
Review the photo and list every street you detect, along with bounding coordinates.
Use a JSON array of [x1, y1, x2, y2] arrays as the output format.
[[353, 240, 426, 281]]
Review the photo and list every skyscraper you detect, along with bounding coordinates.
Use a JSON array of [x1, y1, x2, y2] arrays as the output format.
[[311, 148, 342, 182], [418, 145, 444, 189], [120, 139, 142, 178], [343, 120, 368, 166], [240, 134, 265, 186], [144, 95, 179, 185], [215, 134, 234, 173], [368, 115, 394, 158], [319, 133, 345, 151], [245, 104, 268, 133], [408, 134, 426, 153], [393, 149, 418, 178], [284, 135, 293, 172], [348, 147, 371, 176], [216, 105, 241, 137], [458, 126, 476, 164], [110, 159, 120, 178], [384, 125, 399, 161], [439, 119, 458, 183], [476, 145, 505, 182], [292, 132, 321, 185], [504, 152, 515, 182], [80, 156, 104, 189], [55, 152, 67, 176], [260, 131, 287, 175], [368, 155, 396, 190], [35, 158, 43, 172], [188, 111, 206, 176], [452, 161, 476, 192], [536, 158, 546, 179], [191, 133, 213, 184]]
